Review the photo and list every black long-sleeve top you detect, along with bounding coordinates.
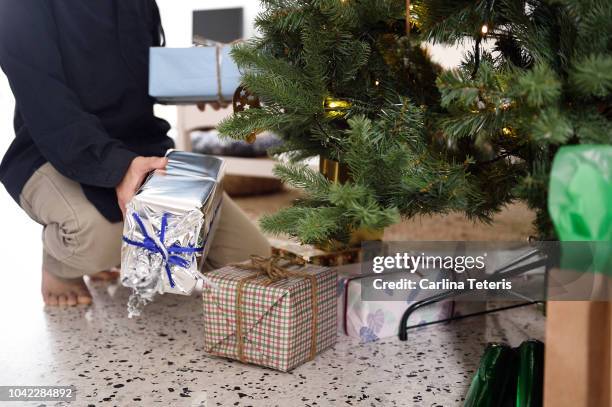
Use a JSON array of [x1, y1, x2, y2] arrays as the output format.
[[0, 0, 173, 222]]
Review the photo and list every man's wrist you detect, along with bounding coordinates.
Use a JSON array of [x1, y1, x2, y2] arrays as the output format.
[[109, 150, 139, 188]]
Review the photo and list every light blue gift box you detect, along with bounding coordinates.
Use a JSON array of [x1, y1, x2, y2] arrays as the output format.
[[149, 46, 241, 103]]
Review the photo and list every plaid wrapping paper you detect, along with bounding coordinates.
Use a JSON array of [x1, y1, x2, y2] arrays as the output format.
[[202, 263, 337, 371]]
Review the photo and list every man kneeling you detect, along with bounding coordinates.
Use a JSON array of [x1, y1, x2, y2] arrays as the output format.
[[0, 1, 269, 306]]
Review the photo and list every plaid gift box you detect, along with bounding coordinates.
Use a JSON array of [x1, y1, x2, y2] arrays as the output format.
[[202, 257, 337, 371]]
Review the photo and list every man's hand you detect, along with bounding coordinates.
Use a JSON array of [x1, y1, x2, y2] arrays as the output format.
[[116, 156, 168, 217]]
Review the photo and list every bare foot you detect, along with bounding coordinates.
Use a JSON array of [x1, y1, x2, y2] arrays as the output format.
[[89, 269, 120, 282], [41, 269, 92, 306]]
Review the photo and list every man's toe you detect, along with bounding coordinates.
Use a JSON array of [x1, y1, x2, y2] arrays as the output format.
[[77, 293, 92, 305], [66, 293, 78, 306], [44, 293, 59, 306], [57, 295, 68, 306]]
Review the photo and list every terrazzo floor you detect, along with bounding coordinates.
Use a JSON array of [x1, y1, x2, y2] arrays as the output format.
[[0, 276, 544, 407], [0, 189, 545, 406]]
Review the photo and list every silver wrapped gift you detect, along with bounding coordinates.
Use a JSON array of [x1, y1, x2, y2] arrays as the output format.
[[121, 150, 225, 317]]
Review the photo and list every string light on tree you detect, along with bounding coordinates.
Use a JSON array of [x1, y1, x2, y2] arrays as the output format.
[[501, 127, 515, 137], [499, 99, 513, 110], [471, 0, 494, 78]]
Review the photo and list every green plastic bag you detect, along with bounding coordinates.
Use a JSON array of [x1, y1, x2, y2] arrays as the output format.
[[515, 340, 544, 407], [464, 343, 517, 407], [548, 145, 612, 275], [549, 145, 612, 241]]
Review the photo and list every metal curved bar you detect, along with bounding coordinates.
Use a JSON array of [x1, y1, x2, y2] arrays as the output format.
[[399, 255, 548, 341]]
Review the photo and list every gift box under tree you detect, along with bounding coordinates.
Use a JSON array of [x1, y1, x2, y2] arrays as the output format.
[[269, 240, 485, 341], [270, 238, 362, 267], [202, 256, 337, 371], [337, 266, 456, 342]]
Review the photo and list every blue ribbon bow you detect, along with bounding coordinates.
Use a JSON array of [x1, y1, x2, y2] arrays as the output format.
[[122, 212, 203, 288]]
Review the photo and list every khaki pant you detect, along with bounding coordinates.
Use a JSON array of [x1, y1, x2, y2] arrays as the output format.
[[19, 163, 270, 279]]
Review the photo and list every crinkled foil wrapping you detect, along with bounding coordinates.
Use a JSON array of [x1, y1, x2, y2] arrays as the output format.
[[120, 150, 224, 317]]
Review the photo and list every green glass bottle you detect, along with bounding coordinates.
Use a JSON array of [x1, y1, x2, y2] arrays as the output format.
[[515, 340, 544, 407], [464, 343, 517, 407]]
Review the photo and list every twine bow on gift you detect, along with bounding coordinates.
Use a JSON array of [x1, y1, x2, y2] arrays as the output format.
[[193, 35, 242, 104], [234, 254, 308, 280], [231, 255, 319, 364], [122, 212, 203, 288]]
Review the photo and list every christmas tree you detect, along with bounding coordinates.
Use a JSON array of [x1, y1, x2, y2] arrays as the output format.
[[219, 0, 611, 245], [419, 0, 612, 239], [219, 0, 479, 246]]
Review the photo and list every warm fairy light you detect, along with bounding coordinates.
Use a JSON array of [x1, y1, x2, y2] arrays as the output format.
[[502, 127, 513, 136], [481, 24, 489, 35], [375, 80, 380, 86]]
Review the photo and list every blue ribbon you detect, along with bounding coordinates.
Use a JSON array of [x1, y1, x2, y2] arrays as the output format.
[[122, 212, 203, 288]]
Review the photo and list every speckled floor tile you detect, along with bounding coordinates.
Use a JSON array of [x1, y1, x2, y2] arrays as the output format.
[[0, 276, 544, 407]]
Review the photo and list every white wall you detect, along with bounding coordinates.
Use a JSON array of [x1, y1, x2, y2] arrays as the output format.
[[156, 0, 262, 47], [0, 59, 39, 280], [0, 71, 14, 154], [428, 43, 467, 70]]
